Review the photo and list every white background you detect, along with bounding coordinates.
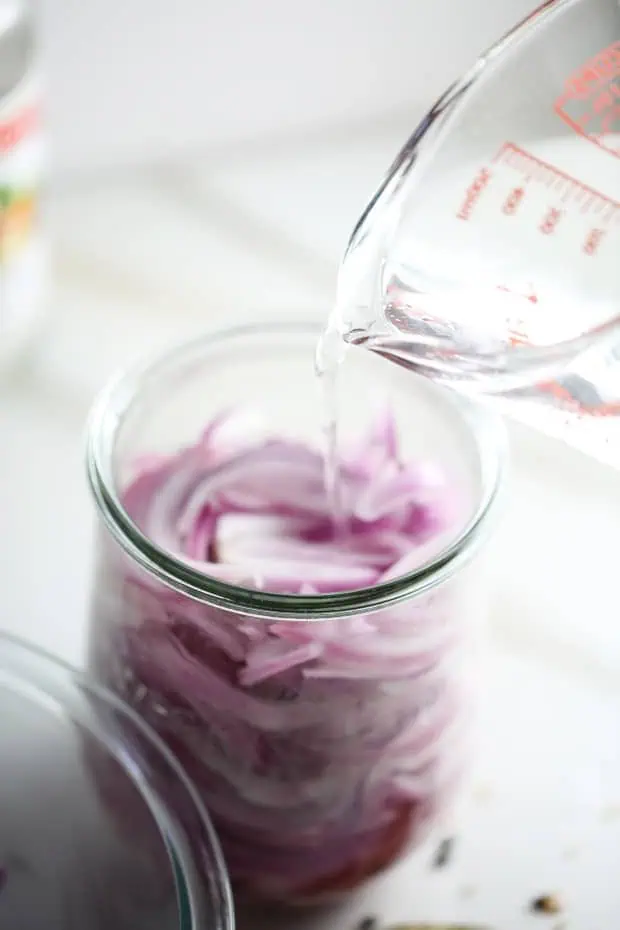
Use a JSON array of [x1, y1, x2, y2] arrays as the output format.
[[39, 0, 536, 175]]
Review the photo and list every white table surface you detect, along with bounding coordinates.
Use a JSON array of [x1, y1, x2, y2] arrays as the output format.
[[1, 120, 619, 928]]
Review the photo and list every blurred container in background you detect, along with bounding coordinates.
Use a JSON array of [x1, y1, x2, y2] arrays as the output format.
[[0, 0, 47, 374]]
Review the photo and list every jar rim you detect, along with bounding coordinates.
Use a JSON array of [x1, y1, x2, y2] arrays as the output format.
[[86, 319, 507, 620]]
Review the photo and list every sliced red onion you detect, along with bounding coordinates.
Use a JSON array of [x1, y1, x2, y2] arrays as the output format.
[[90, 408, 476, 903], [124, 409, 458, 596]]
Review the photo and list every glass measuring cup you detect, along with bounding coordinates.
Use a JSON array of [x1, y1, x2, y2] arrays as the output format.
[[324, 0, 620, 465]]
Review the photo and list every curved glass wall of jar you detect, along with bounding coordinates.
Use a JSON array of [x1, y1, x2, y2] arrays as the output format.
[[86, 321, 506, 905]]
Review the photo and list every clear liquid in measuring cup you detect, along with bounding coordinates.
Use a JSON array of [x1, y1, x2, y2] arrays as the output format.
[[320, 132, 620, 469]]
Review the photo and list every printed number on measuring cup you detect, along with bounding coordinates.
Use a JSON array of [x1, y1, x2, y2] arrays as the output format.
[[539, 207, 562, 235], [583, 227, 606, 255], [502, 187, 525, 215]]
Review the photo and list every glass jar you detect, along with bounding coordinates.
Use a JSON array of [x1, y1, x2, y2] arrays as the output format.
[[0, 632, 234, 930], [86, 320, 505, 905]]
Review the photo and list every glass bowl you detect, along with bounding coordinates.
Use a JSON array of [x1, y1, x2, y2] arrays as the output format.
[[0, 632, 235, 930]]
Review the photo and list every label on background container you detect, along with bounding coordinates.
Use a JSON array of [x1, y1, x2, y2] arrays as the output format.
[[0, 68, 46, 366]]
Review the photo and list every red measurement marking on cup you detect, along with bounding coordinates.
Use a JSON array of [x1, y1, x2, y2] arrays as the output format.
[[554, 41, 620, 159], [456, 142, 619, 254], [492, 142, 619, 214], [455, 167, 491, 220], [494, 142, 619, 245], [453, 145, 620, 418]]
